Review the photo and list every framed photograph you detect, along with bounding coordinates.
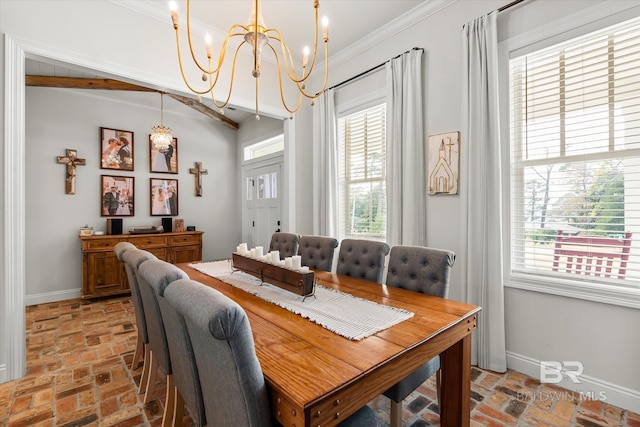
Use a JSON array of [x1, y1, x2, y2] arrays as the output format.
[[150, 178, 178, 216], [100, 127, 134, 171], [427, 131, 460, 195], [149, 136, 178, 173], [101, 175, 135, 217]]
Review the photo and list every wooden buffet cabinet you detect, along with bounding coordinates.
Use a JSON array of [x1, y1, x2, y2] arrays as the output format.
[[80, 231, 203, 299]]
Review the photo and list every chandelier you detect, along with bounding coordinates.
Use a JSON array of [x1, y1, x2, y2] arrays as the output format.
[[169, 0, 329, 119], [151, 93, 173, 150]]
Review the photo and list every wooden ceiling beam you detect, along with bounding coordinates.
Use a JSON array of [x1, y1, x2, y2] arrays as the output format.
[[25, 75, 239, 130]]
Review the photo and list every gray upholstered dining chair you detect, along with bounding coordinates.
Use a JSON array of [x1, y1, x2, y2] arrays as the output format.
[[268, 232, 301, 259], [165, 279, 378, 427], [145, 264, 206, 427], [298, 235, 339, 272], [119, 246, 157, 391], [114, 242, 143, 367], [136, 258, 189, 426], [383, 245, 455, 427], [335, 238, 391, 284]]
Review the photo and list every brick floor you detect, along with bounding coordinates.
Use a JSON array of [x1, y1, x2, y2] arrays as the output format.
[[0, 296, 637, 426]]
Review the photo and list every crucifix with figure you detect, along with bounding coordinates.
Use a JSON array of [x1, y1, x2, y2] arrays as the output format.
[[189, 162, 208, 196], [56, 149, 86, 195]]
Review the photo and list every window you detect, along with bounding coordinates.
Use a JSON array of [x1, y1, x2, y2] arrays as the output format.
[[509, 16, 640, 289], [244, 135, 284, 161], [338, 103, 387, 240]]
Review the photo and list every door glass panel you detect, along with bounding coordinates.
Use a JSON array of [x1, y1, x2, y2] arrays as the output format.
[[270, 172, 277, 199], [258, 175, 265, 199], [246, 177, 253, 200]]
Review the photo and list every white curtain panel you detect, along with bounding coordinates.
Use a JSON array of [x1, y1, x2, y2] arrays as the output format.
[[461, 12, 507, 372], [312, 89, 339, 237], [386, 49, 426, 246]]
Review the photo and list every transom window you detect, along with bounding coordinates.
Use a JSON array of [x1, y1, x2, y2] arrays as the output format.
[[243, 135, 284, 161]]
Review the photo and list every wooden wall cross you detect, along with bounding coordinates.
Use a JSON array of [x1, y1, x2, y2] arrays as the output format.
[[189, 162, 208, 196], [56, 149, 86, 195]]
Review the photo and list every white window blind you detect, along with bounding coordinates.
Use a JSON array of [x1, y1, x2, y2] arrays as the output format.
[[509, 16, 640, 287], [338, 103, 387, 240]]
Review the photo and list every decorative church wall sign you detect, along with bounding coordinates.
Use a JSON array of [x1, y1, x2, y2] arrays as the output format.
[[427, 131, 460, 195]]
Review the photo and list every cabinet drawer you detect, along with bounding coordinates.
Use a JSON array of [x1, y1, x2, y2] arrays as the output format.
[[169, 234, 201, 246], [83, 238, 123, 251], [129, 235, 168, 248]]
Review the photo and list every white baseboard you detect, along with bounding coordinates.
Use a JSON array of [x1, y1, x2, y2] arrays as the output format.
[[25, 289, 81, 306], [507, 351, 640, 414], [0, 364, 6, 384]]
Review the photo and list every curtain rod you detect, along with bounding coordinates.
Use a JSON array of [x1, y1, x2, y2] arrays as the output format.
[[498, 0, 527, 12], [321, 47, 424, 94]]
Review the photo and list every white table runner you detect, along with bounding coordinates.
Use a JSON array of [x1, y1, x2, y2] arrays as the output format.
[[188, 260, 414, 340]]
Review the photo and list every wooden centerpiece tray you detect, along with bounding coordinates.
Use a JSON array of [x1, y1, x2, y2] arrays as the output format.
[[231, 253, 315, 298]]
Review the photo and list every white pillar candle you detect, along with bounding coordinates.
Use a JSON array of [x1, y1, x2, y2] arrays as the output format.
[[284, 257, 293, 269], [239, 243, 248, 254], [250, 248, 256, 258], [255, 246, 264, 258], [292, 255, 302, 271], [271, 250, 280, 263], [279, 260, 286, 267], [300, 266, 310, 274]]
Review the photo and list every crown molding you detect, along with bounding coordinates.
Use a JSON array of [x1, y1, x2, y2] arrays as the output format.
[[328, 0, 457, 68], [110, 0, 458, 69]]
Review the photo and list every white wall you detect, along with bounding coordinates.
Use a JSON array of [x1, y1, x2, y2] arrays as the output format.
[[24, 87, 240, 303]]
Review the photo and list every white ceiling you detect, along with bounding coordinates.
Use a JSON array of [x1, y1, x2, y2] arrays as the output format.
[[26, 0, 434, 123], [159, 0, 426, 61]]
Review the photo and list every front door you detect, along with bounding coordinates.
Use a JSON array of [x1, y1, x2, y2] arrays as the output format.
[[242, 159, 283, 249]]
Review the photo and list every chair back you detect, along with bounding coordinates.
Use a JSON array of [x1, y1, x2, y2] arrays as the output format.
[[552, 230, 632, 280], [137, 259, 189, 375], [120, 248, 157, 345], [114, 242, 136, 262], [335, 239, 390, 284], [146, 270, 205, 426], [269, 232, 301, 259], [386, 245, 455, 298], [164, 280, 271, 427], [298, 235, 339, 272]]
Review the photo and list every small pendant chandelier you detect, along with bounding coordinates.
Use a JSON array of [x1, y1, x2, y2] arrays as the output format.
[[151, 93, 173, 150]]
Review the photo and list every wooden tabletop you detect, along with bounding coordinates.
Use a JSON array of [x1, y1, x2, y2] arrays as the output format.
[[179, 264, 481, 427]]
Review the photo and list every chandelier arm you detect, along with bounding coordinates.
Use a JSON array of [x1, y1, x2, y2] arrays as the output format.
[[285, 41, 329, 100], [209, 42, 245, 110], [184, 0, 247, 75], [266, 0, 322, 85], [268, 44, 304, 114], [268, 32, 307, 84], [283, 0, 322, 83], [174, 30, 220, 95], [184, 0, 215, 74]]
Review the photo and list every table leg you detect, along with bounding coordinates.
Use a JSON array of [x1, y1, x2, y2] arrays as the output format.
[[439, 334, 472, 427]]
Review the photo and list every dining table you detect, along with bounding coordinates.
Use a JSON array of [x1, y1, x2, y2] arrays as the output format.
[[178, 262, 481, 427]]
